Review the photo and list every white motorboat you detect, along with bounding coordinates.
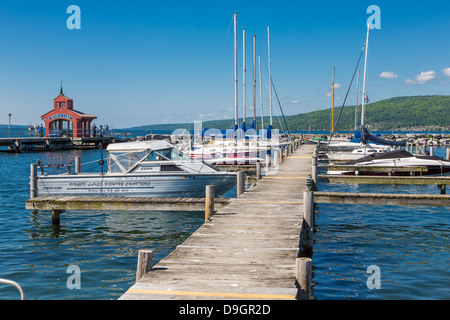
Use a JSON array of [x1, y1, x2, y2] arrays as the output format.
[[35, 140, 237, 198], [326, 144, 391, 161], [327, 150, 450, 176]]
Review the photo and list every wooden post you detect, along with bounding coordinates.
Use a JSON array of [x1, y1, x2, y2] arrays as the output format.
[[438, 184, 446, 195], [311, 156, 318, 188], [446, 148, 450, 161], [302, 191, 314, 256], [265, 155, 270, 175], [430, 146, 434, 156], [75, 156, 81, 174], [136, 249, 153, 282], [51, 209, 64, 225], [274, 149, 279, 166], [296, 257, 312, 300], [205, 185, 215, 222], [30, 163, 37, 199], [237, 171, 245, 197], [256, 162, 261, 181]]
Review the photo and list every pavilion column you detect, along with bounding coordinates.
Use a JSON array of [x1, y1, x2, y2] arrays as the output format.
[[88, 120, 92, 137]]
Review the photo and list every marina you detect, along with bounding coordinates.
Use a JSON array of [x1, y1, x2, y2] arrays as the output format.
[[22, 138, 449, 300], [0, 2, 449, 304], [0, 137, 447, 300]]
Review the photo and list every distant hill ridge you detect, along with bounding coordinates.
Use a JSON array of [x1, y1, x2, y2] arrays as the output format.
[[127, 95, 450, 132]]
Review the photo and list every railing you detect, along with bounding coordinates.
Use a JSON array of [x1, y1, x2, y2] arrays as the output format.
[[0, 278, 26, 300]]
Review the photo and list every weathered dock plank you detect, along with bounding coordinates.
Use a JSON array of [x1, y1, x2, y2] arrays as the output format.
[[321, 175, 450, 185], [119, 142, 316, 300], [314, 191, 450, 206], [25, 196, 231, 212]]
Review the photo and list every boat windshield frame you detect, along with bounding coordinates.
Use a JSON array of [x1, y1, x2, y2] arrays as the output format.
[[107, 146, 198, 174]]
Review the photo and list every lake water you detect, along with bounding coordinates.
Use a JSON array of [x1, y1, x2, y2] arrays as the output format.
[[0, 146, 448, 300]]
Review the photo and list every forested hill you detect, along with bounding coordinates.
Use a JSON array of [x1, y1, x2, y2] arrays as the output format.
[[285, 95, 450, 131], [128, 95, 450, 132]]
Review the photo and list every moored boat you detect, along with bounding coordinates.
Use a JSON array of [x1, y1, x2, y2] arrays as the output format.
[[327, 150, 450, 176], [35, 140, 237, 198]]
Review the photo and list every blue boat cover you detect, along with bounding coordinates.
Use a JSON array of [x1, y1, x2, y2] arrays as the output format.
[[360, 127, 406, 146]]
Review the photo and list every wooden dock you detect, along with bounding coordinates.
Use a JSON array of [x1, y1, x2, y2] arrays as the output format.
[[26, 196, 231, 212], [0, 135, 129, 152], [118, 143, 316, 300]]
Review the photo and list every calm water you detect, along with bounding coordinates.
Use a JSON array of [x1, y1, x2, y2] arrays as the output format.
[[314, 147, 449, 300], [0, 149, 208, 300], [0, 146, 448, 300]]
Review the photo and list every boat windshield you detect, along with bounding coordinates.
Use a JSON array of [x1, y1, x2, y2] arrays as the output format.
[[108, 147, 191, 173], [108, 150, 149, 173], [143, 148, 192, 161]]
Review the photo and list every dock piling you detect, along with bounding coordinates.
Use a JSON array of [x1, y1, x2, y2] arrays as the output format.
[[302, 191, 314, 256], [30, 163, 37, 199], [75, 156, 81, 174], [136, 249, 153, 282], [256, 162, 261, 181], [205, 185, 215, 222], [295, 257, 312, 300], [237, 171, 245, 197], [311, 155, 318, 188], [51, 209, 64, 225]]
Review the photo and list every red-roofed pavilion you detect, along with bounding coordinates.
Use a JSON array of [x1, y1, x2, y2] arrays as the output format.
[[41, 87, 97, 138]]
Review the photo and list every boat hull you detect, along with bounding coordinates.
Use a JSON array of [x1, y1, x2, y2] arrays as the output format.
[[37, 173, 237, 198]]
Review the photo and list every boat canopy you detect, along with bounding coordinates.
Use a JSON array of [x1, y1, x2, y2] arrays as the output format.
[[106, 140, 191, 173], [107, 140, 174, 152]]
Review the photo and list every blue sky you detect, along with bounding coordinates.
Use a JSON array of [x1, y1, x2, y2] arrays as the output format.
[[0, 1, 449, 128]]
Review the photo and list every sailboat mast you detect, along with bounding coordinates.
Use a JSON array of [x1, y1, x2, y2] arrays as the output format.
[[242, 29, 246, 124], [361, 24, 370, 138], [234, 13, 238, 127], [253, 35, 256, 123], [258, 54, 264, 131], [331, 66, 335, 133], [355, 71, 360, 131], [267, 26, 273, 126]]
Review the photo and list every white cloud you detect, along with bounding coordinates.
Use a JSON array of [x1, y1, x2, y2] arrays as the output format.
[[332, 83, 342, 89], [405, 70, 437, 85], [289, 100, 299, 104], [442, 68, 450, 77], [379, 71, 398, 79]]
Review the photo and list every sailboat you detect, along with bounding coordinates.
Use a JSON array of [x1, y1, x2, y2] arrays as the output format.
[[326, 25, 400, 160], [327, 25, 449, 176], [185, 13, 275, 165]]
